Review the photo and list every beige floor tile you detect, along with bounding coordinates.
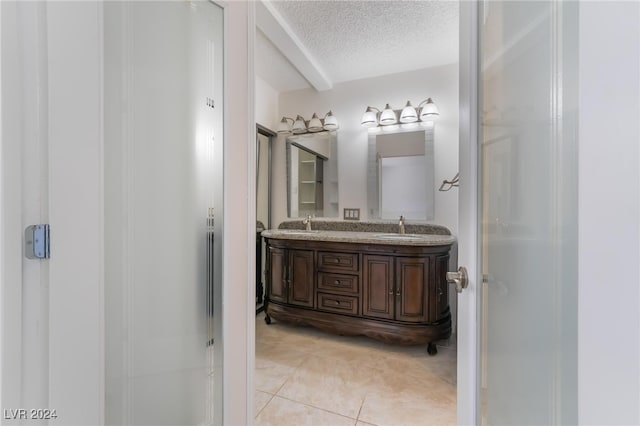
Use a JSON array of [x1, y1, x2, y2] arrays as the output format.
[[359, 371, 456, 426], [255, 395, 356, 426], [255, 341, 308, 394], [422, 346, 457, 385], [276, 354, 372, 419], [255, 317, 457, 426], [359, 392, 456, 426], [255, 390, 274, 417], [261, 324, 338, 353]]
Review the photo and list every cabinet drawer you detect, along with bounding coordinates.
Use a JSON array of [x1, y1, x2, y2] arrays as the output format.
[[318, 251, 359, 272], [317, 272, 359, 294], [317, 292, 359, 315]]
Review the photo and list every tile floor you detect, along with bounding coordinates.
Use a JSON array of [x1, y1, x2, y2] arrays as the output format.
[[254, 316, 457, 426]]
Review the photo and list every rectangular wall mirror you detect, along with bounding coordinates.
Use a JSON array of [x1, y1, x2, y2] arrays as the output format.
[[367, 128, 435, 220], [286, 132, 339, 218]]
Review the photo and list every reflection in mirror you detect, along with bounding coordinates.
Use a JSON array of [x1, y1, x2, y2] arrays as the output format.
[[286, 132, 339, 218], [367, 128, 435, 220]]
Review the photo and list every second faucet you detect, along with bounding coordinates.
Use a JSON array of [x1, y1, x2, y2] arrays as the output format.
[[303, 215, 313, 231]]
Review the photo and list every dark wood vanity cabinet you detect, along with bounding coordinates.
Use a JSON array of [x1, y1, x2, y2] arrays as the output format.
[[364, 255, 431, 322], [267, 247, 314, 308], [264, 238, 452, 355]]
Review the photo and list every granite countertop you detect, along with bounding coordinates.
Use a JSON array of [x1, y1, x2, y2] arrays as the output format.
[[277, 219, 451, 235], [261, 229, 456, 247]]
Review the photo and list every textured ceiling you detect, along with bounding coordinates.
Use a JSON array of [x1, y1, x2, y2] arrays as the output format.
[[265, 0, 459, 87]]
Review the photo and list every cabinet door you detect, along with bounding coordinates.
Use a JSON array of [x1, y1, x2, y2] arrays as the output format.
[[363, 255, 394, 320], [268, 247, 287, 303], [288, 249, 314, 307], [395, 257, 429, 323], [432, 255, 450, 321]]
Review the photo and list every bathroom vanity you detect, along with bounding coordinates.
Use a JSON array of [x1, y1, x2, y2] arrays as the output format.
[[262, 222, 455, 355]]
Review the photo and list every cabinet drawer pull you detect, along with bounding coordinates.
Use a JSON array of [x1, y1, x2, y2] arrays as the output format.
[[334, 280, 341, 285], [333, 259, 340, 263]]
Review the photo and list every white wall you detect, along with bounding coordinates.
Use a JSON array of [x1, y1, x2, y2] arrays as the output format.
[[255, 75, 279, 131], [578, 2, 640, 424], [275, 64, 459, 234], [224, 2, 255, 424]]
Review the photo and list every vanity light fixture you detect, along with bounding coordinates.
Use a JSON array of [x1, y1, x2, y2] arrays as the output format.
[[292, 115, 308, 134], [361, 98, 439, 128], [277, 111, 340, 134], [360, 107, 380, 128], [379, 103, 397, 125], [399, 101, 418, 123], [418, 98, 439, 121], [277, 116, 295, 133], [322, 111, 339, 131], [308, 113, 323, 132]]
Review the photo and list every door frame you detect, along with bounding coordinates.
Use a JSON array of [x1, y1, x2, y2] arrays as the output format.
[[457, 1, 480, 424]]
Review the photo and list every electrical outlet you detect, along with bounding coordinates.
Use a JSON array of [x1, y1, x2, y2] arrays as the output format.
[[343, 208, 360, 221]]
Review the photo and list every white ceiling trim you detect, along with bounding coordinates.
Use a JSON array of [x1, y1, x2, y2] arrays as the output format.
[[256, 0, 332, 91]]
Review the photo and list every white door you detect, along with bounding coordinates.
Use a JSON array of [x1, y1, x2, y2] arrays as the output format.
[[1, 2, 106, 423], [103, 2, 224, 425], [1, 2, 224, 425], [460, 1, 579, 424], [1, 1, 52, 418]]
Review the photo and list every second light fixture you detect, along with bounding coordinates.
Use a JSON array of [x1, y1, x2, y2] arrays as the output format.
[[360, 98, 439, 128]]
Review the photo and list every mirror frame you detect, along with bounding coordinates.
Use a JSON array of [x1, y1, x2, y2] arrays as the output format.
[[257, 124, 275, 229]]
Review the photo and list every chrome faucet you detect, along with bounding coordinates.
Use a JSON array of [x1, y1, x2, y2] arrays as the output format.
[[398, 215, 405, 234], [303, 215, 312, 231]]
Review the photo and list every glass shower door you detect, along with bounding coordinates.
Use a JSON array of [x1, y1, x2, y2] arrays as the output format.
[[478, 1, 578, 424], [104, 1, 223, 424]]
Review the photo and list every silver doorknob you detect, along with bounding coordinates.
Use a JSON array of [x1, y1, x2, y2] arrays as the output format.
[[446, 266, 469, 294]]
